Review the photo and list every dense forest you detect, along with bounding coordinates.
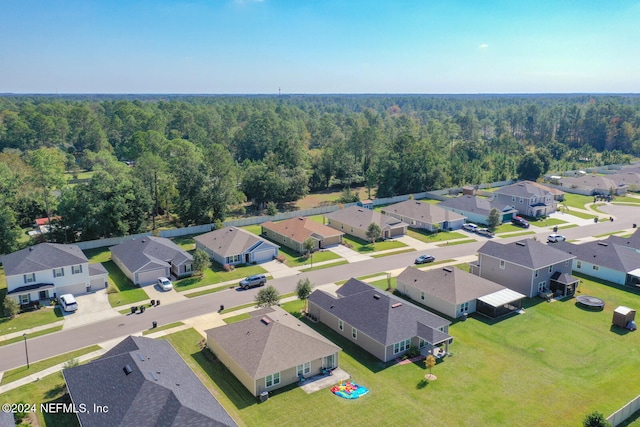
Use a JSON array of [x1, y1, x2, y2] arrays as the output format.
[[1, 94, 640, 253]]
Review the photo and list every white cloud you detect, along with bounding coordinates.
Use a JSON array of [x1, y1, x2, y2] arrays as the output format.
[[479, 43, 489, 49]]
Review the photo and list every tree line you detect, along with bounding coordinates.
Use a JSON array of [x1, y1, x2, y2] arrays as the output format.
[[0, 94, 639, 253]]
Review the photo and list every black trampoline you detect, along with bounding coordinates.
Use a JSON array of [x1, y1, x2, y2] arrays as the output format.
[[576, 295, 605, 310]]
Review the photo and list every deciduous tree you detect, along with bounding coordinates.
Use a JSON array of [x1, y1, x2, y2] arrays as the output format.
[[255, 285, 280, 308]]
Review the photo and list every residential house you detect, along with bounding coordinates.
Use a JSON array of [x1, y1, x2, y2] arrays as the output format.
[[438, 195, 517, 225], [471, 239, 578, 298], [555, 239, 640, 287], [261, 217, 343, 253], [324, 206, 408, 241], [195, 227, 278, 266], [307, 278, 452, 362], [110, 236, 193, 286], [528, 181, 565, 201], [492, 181, 557, 217], [381, 200, 466, 231], [206, 306, 341, 397], [63, 335, 237, 427], [557, 175, 626, 196], [2, 243, 108, 305], [397, 266, 524, 319]]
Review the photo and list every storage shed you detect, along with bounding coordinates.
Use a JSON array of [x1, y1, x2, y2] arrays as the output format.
[[612, 306, 636, 328]]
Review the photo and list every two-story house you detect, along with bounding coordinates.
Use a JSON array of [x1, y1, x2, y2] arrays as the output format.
[[471, 239, 578, 298], [2, 243, 108, 305], [492, 181, 558, 218]]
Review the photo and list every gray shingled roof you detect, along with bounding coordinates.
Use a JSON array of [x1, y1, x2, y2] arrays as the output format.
[[478, 239, 575, 269], [63, 336, 237, 427], [325, 206, 408, 230], [494, 181, 553, 198], [2, 243, 88, 276], [205, 307, 340, 379], [558, 175, 620, 192], [0, 411, 14, 427], [554, 240, 640, 273], [89, 263, 108, 277], [382, 200, 465, 223], [606, 229, 640, 250], [110, 236, 192, 274], [438, 195, 516, 217], [194, 227, 278, 257], [397, 266, 506, 304], [308, 278, 450, 346]]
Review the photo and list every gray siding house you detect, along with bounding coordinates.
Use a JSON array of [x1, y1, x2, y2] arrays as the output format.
[[325, 206, 408, 241], [206, 306, 341, 397], [492, 181, 557, 217], [195, 227, 279, 266], [438, 195, 517, 225], [381, 200, 466, 231], [307, 278, 452, 362], [471, 239, 577, 298]]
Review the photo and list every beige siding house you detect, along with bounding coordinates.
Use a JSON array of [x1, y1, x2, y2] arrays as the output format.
[[206, 306, 341, 397], [324, 206, 408, 241], [381, 200, 466, 231], [261, 217, 343, 253], [194, 227, 278, 266]]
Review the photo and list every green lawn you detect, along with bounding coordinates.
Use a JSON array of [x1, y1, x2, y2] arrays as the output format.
[[174, 263, 268, 293], [103, 261, 149, 307], [170, 234, 196, 251], [0, 307, 63, 336], [300, 260, 349, 272], [142, 321, 185, 335], [436, 239, 476, 247], [223, 313, 252, 324], [370, 248, 416, 258], [243, 224, 263, 236], [342, 235, 408, 253], [0, 345, 101, 385], [565, 210, 598, 220], [83, 247, 112, 263], [529, 217, 568, 227], [276, 245, 342, 268], [611, 195, 640, 204], [495, 223, 527, 233], [561, 193, 593, 210], [367, 277, 397, 291], [1, 325, 63, 347], [161, 275, 640, 426], [407, 228, 467, 243]]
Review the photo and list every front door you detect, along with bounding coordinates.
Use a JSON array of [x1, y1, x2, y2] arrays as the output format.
[[324, 354, 335, 369], [39, 290, 48, 300]]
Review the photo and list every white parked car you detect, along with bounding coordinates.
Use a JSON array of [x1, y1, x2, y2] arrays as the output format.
[[59, 294, 78, 312], [547, 234, 566, 243], [157, 277, 173, 291], [462, 223, 479, 232]]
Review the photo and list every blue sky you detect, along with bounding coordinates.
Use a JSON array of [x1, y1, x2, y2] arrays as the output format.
[[1, 0, 639, 94]]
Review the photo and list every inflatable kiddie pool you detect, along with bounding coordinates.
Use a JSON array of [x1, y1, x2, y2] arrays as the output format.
[[331, 381, 369, 399]]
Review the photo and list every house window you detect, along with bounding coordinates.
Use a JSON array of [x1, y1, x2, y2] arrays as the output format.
[[534, 269, 539, 278], [338, 319, 343, 331], [19, 294, 29, 304], [297, 362, 311, 377], [565, 261, 569, 267], [23, 273, 35, 284], [532, 196, 536, 203], [500, 260, 505, 270], [350, 227, 353, 233], [548, 265, 553, 273], [352, 327, 357, 339], [512, 196, 516, 202], [283, 237, 287, 243], [420, 291, 425, 301], [341, 224, 344, 230], [419, 338, 427, 348], [393, 339, 412, 354], [72, 265, 83, 274], [519, 198, 524, 204], [593, 265, 599, 271], [265, 372, 280, 388], [460, 302, 469, 313], [185, 264, 193, 272], [577, 261, 582, 269], [53, 268, 64, 278], [538, 281, 546, 292]]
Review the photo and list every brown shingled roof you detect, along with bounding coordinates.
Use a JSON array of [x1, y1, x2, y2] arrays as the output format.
[[262, 217, 343, 244]]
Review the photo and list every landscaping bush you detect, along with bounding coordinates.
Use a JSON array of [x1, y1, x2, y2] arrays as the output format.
[[3, 298, 19, 318], [275, 255, 286, 263], [106, 284, 118, 294], [405, 345, 421, 359]]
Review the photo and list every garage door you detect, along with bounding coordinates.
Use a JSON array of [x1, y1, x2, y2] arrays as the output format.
[[137, 269, 167, 286], [253, 249, 275, 264]]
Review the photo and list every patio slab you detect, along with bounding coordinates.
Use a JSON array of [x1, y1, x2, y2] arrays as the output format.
[[300, 367, 351, 394]]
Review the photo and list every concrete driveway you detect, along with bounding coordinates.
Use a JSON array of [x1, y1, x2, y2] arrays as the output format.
[[327, 244, 371, 262], [261, 259, 299, 278], [142, 282, 187, 305], [61, 289, 120, 330]]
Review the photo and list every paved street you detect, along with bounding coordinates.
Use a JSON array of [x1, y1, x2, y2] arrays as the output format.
[[0, 203, 635, 373]]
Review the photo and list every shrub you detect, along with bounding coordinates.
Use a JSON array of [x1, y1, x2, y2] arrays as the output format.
[[406, 345, 421, 359], [3, 298, 19, 318], [275, 255, 286, 264], [64, 358, 80, 369], [106, 284, 118, 294], [223, 264, 232, 272]]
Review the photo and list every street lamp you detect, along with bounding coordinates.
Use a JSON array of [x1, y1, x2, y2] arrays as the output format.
[[23, 333, 29, 369]]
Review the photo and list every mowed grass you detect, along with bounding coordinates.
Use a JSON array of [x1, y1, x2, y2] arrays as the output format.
[[407, 228, 467, 243], [163, 275, 640, 427], [342, 235, 408, 253], [103, 261, 149, 307], [0, 307, 63, 336], [174, 263, 268, 293], [277, 245, 342, 268], [561, 193, 594, 210], [0, 325, 63, 347]]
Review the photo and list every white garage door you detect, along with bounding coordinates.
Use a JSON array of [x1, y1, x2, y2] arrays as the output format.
[[253, 249, 275, 264], [137, 269, 167, 286]]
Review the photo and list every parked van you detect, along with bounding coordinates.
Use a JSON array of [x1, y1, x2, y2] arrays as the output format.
[[59, 294, 78, 312]]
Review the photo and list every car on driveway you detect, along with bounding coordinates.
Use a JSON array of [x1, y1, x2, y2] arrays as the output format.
[[415, 254, 436, 264], [547, 234, 566, 243], [59, 294, 78, 312], [511, 216, 530, 228], [157, 277, 173, 291], [477, 228, 495, 237], [239, 274, 267, 290], [462, 223, 479, 232]]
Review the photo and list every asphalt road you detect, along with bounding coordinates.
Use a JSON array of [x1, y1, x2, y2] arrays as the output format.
[[0, 204, 634, 372]]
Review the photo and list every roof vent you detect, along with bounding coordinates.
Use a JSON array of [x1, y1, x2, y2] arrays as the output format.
[[391, 302, 402, 308], [136, 353, 145, 362], [123, 364, 133, 375], [597, 242, 608, 247], [261, 317, 271, 325], [29, 247, 33, 251], [373, 294, 381, 299], [516, 242, 526, 247], [149, 371, 159, 381], [443, 267, 453, 273], [141, 239, 146, 243]]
